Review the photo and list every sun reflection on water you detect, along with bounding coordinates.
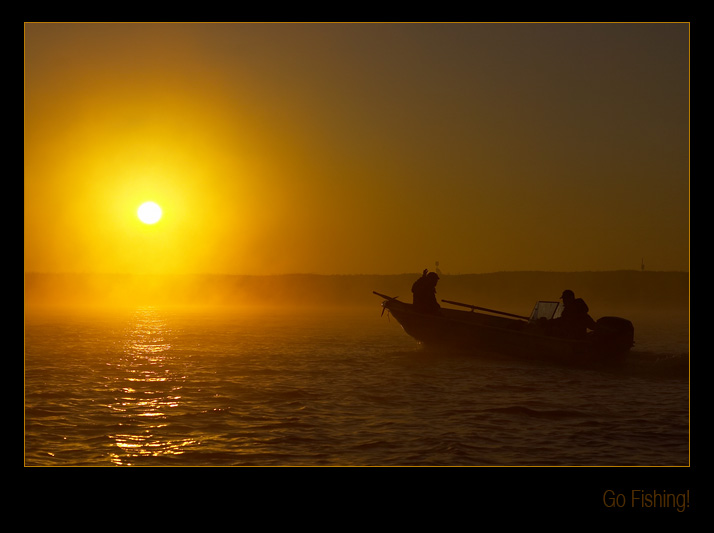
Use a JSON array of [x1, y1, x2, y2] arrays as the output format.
[[107, 306, 197, 465]]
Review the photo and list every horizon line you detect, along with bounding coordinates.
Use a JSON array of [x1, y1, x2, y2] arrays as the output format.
[[24, 269, 690, 277]]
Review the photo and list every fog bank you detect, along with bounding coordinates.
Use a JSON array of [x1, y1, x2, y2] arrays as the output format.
[[25, 271, 688, 313]]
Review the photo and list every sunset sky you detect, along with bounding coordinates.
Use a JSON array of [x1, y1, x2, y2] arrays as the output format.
[[24, 23, 689, 276]]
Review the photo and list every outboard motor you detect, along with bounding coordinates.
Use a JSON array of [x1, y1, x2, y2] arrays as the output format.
[[594, 316, 634, 354]]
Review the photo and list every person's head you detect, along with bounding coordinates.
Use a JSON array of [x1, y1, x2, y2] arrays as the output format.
[[560, 289, 575, 304], [427, 271, 440, 286]]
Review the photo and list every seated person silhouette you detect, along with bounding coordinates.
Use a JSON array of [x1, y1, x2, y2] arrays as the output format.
[[411, 270, 441, 314], [554, 289, 597, 339]]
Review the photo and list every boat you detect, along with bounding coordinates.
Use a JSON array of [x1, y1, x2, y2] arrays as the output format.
[[373, 291, 634, 366]]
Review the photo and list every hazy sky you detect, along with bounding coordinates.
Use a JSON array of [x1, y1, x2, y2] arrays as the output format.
[[24, 23, 689, 275]]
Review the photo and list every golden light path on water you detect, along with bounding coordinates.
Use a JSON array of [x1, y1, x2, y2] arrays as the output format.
[[107, 307, 196, 465], [23, 302, 689, 467]]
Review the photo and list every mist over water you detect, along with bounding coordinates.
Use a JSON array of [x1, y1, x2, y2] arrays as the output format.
[[25, 271, 688, 466]]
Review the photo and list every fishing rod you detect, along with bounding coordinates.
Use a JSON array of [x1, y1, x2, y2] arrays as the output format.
[[441, 299, 530, 321]]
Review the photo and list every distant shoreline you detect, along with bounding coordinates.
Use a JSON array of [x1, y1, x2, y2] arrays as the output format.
[[25, 270, 689, 311]]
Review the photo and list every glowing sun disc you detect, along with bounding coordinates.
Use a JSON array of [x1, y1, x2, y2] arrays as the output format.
[[137, 202, 162, 224]]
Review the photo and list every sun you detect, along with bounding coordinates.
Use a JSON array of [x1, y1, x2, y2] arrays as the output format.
[[137, 201, 163, 224]]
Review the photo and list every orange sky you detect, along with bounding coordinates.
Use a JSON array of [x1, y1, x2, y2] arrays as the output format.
[[24, 23, 690, 276]]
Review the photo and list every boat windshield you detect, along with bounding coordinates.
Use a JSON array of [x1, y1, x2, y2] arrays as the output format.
[[529, 301, 563, 322]]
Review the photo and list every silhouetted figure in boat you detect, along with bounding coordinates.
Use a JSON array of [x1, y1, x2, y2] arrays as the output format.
[[553, 289, 597, 339], [412, 269, 441, 314]]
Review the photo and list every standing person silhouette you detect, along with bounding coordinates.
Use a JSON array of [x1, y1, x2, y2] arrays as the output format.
[[411, 270, 441, 314]]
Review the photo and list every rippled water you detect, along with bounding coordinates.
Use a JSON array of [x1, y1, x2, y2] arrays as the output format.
[[24, 305, 689, 466]]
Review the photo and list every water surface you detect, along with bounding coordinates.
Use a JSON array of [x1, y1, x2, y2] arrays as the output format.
[[24, 305, 689, 466]]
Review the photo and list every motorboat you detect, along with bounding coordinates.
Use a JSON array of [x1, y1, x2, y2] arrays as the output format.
[[374, 292, 634, 365]]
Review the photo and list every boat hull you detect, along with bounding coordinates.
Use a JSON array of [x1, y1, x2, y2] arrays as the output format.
[[381, 298, 632, 366]]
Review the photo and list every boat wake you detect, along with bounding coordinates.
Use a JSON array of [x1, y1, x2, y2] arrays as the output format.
[[408, 342, 688, 380], [483, 405, 595, 420], [621, 350, 689, 380]]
